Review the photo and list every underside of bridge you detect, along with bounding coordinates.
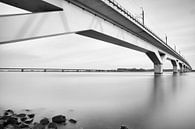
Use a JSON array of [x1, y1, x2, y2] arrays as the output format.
[[0, 0, 192, 74]]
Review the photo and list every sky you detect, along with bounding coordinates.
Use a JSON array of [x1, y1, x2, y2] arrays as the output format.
[[0, 0, 195, 69]]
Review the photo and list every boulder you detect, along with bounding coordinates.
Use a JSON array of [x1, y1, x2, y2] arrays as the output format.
[[40, 118, 49, 125], [32, 123, 45, 129], [69, 119, 77, 124], [120, 125, 128, 129], [0, 116, 10, 120], [28, 114, 35, 119], [5, 124, 15, 129], [19, 123, 29, 128], [4, 110, 14, 116], [0, 124, 3, 129], [24, 119, 33, 125], [48, 122, 57, 129], [6, 117, 19, 125], [52, 115, 66, 124], [0, 120, 4, 125], [24, 109, 31, 112], [20, 117, 27, 122], [16, 113, 26, 118]]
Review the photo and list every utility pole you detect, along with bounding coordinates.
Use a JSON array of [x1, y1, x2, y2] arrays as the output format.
[[141, 7, 144, 25], [165, 35, 167, 44]]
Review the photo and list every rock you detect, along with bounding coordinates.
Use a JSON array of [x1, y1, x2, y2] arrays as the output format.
[[28, 114, 35, 118], [19, 123, 29, 128], [0, 124, 3, 129], [5, 124, 15, 129], [0, 120, 4, 124], [120, 125, 128, 129], [40, 118, 49, 125], [20, 117, 27, 122], [52, 115, 66, 124], [0, 115, 10, 120], [48, 122, 57, 129], [16, 113, 26, 118], [69, 119, 77, 124], [6, 117, 19, 125], [24, 109, 31, 112], [24, 119, 33, 124], [32, 123, 45, 129], [0, 120, 4, 129], [4, 110, 14, 116]]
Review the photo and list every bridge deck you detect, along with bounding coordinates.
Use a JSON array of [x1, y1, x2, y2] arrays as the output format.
[[67, 0, 191, 68], [0, 0, 63, 12]]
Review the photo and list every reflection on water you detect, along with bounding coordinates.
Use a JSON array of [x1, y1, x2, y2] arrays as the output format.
[[0, 72, 195, 129]]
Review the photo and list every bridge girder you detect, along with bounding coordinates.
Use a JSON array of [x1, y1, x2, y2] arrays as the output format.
[[0, 0, 192, 72]]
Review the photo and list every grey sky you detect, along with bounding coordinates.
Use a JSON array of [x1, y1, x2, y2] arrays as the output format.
[[0, 0, 195, 69]]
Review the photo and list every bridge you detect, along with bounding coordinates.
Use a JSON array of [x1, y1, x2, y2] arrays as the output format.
[[0, 0, 192, 74]]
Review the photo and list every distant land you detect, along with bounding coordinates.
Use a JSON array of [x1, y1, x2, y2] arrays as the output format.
[[0, 68, 183, 72], [0, 68, 155, 72]]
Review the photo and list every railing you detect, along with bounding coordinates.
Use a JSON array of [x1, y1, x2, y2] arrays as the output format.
[[100, 0, 190, 65], [101, 0, 165, 42], [101, 0, 177, 48]]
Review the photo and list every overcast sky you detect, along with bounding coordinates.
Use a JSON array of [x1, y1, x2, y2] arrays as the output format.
[[0, 0, 195, 69]]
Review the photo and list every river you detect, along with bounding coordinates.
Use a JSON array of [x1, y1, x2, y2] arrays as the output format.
[[0, 72, 195, 129]]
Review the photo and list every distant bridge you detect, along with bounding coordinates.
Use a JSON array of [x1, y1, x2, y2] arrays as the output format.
[[0, 0, 192, 74]]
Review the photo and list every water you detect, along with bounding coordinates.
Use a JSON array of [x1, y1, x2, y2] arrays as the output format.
[[0, 72, 195, 129]]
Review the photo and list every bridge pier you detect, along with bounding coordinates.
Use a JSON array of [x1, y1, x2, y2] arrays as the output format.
[[154, 64, 163, 74], [146, 51, 164, 74], [179, 63, 184, 73], [171, 60, 179, 73], [184, 65, 187, 72]]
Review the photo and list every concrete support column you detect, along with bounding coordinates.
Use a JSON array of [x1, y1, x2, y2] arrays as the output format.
[[171, 60, 178, 73], [179, 63, 184, 73], [154, 64, 163, 74], [173, 66, 178, 73], [184, 66, 187, 72], [146, 51, 164, 74]]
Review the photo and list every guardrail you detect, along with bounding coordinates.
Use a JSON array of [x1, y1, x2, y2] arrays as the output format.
[[101, 0, 165, 43], [100, 0, 190, 66]]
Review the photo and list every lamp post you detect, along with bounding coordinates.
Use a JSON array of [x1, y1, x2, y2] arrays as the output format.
[[141, 7, 144, 25]]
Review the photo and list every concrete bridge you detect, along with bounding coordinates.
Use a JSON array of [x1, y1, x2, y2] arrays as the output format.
[[0, 0, 192, 74]]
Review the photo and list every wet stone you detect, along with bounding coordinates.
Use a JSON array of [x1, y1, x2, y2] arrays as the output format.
[[48, 122, 57, 129], [6, 117, 19, 125], [0, 124, 3, 129], [120, 125, 128, 129], [28, 114, 35, 118], [5, 124, 15, 129], [19, 123, 29, 128], [16, 113, 26, 118], [40, 118, 49, 125], [52, 115, 66, 124], [69, 119, 77, 124], [32, 123, 45, 129], [24, 119, 33, 124], [0, 120, 3, 124], [0, 116, 10, 120], [4, 110, 14, 116], [20, 117, 27, 122], [24, 109, 31, 112]]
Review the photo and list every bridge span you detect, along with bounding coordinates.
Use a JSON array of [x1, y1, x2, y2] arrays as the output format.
[[0, 0, 192, 74]]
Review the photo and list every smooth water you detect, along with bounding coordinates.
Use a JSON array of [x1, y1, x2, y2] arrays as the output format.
[[0, 72, 195, 129]]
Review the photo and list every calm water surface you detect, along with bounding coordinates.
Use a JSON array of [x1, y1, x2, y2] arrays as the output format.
[[0, 72, 195, 129]]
